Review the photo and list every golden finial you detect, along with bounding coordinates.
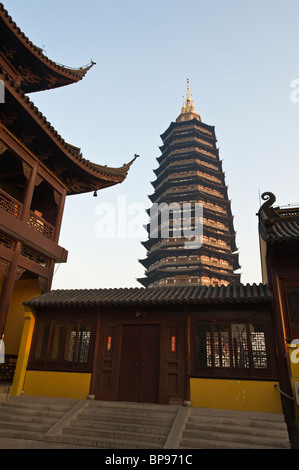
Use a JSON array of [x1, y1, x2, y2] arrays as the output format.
[[186, 78, 190, 101], [177, 78, 200, 122], [182, 78, 194, 113]]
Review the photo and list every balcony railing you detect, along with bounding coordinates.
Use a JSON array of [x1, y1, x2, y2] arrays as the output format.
[[28, 210, 55, 241], [0, 188, 55, 241], [0, 188, 22, 218]]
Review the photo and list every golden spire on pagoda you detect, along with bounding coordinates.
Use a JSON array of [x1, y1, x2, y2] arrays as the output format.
[[183, 78, 195, 112], [178, 78, 201, 122]]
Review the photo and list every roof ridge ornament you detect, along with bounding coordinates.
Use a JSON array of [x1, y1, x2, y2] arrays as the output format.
[[261, 192, 276, 209]]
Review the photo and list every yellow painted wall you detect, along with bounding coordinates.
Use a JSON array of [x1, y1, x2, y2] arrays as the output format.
[[287, 343, 299, 420], [190, 378, 283, 414], [23, 370, 91, 400], [4, 278, 41, 355]]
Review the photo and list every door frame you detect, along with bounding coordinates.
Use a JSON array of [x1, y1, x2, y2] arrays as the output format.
[[93, 308, 186, 405]]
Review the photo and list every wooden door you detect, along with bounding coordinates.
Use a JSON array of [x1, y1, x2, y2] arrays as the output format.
[[118, 324, 160, 403]]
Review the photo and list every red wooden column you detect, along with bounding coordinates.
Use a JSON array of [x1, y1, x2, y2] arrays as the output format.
[[88, 313, 101, 398], [0, 240, 22, 338], [53, 189, 66, 243], [184, 309, 191, 404], [45, 189, 67, 292], [20, 162, 39, 222]]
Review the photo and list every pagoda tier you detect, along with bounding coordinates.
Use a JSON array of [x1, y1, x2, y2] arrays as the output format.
[[138, 80, 240, 288]]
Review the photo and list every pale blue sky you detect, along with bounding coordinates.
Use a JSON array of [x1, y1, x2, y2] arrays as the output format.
[[6, 0, 299, 288]]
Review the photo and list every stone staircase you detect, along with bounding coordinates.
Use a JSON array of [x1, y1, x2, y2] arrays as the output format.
[[0, 394, 292, 449], [45, 400, 179, 449], [179, 407, 291, 449], [0, 395, 79, 443]]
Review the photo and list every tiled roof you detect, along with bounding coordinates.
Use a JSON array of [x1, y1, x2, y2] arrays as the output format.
[[0, 64, 138, 194], [258, 192, 299, 243], [0, 3, 94, 92], [24, 283, 272, 308]]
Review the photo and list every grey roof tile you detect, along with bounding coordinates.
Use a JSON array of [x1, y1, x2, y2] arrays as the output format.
[[24, 283, 272, 309]]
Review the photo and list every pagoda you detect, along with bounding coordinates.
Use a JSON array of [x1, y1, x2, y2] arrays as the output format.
[[0, 2, 136, 368], [138, 80, 240, 287]]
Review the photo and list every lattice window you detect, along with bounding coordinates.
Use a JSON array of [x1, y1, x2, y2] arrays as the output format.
[[196, 324, 212, 367], [32, 320, 92, 370], [214, 324, 230, 367], [195, 321, 269, 375], [75, 329, 91, 363], [232, 323, 249, 368], [251, 324, 268, 369], [0, 231, 15, 250], [21, 245, 49, 267]]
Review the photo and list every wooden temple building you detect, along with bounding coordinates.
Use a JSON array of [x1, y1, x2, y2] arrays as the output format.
[[0, 3, 135, 379], [9, 191, 298, 433], [0, 4, 298, 440], [138, 80, 240, 288]]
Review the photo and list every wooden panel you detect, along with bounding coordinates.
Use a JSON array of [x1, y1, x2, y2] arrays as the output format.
[[118, 325, 160, 403], [95, 324, 120, 401], [139, 324, 160, 403], [167, 326, 180, 395]]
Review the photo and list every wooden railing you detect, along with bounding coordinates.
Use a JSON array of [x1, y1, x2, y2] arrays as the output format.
[[0, 188, 22, 218], [0, 355, 17, 382], [28, 210, 55, 241], [0, 188, 55, 241]]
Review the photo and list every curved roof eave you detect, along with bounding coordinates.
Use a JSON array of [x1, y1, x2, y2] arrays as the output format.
[[0, 3, 95, 91], [1, 67, 138, 193]]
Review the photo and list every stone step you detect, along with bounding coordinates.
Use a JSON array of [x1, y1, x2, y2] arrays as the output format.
[[182, 428, 291, 449], [179, 436, 286, 450], [1, 400, 72, 413], [186, 420, 288, 438], [84, 404, 177, 420], [70, 417, 170, 436], [0, 405, 65, 420], [189, 409, 286, 429], [0, 412, 57, 426], [63, 424, 166, 446], [0, 427, 44, 443], [78, 411, 174, 428], [179, 407, 291, 449], [0, 419, 50, 433], [45, 432, 163, 449]]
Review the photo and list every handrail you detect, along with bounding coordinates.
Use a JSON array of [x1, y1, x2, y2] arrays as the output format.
[[274, 384, 295, 401]]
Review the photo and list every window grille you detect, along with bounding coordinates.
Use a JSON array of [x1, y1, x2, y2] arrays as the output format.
[[195, 321, 269, 375], [32, 320, 92, 370]]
